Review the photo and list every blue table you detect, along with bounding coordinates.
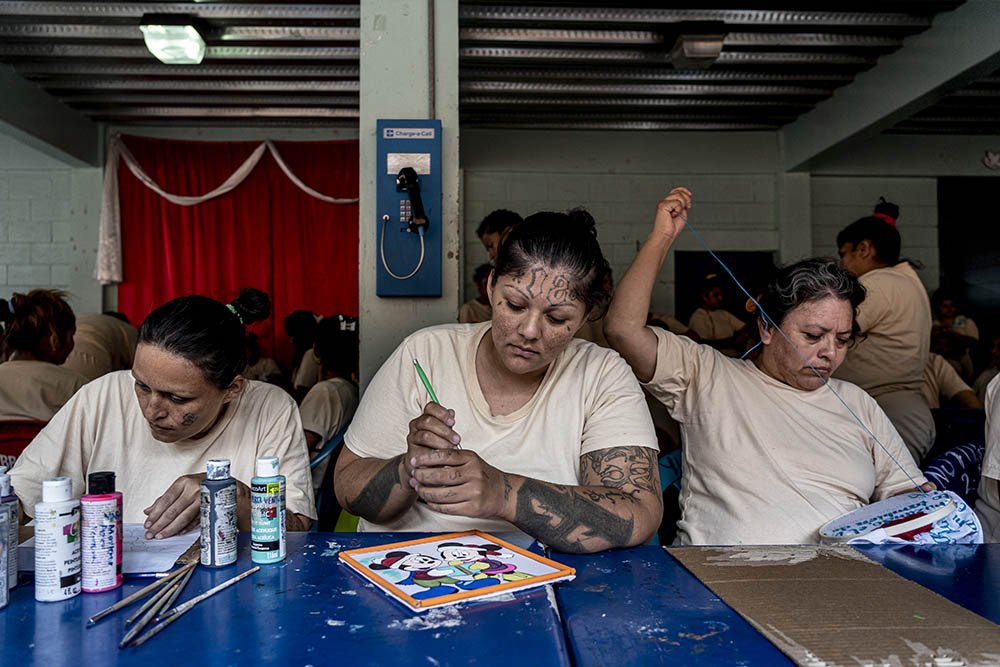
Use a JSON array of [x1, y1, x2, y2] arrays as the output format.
[[1, 532, 570, 667], [853, 542, 1000, 624], [554, 546, 794, 666]]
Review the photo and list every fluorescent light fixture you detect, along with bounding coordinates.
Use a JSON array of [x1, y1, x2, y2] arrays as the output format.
[[669, 34, 725, 69], [140, 14, 207, 65]]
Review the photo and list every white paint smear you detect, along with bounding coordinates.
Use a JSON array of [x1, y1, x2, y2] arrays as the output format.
[[388, 606, 465, 631], [704, 545, 870, 567]]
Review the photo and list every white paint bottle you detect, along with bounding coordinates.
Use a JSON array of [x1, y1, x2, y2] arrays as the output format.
[[200, 458, 238, 567], [251, 456, 286, 564], [0, 466, 18, 592], [34, 476, 82, 601], [0, 498, 8, 609]]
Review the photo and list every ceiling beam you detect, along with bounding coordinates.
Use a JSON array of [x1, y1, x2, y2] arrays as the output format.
[[781, 0, 1000, 171], [0, 64, 99, 166]]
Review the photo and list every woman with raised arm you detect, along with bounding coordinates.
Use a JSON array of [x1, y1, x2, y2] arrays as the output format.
[[10, 288, 315, 537], [335, 210, 662, 554], [605, 188, 930, 545]]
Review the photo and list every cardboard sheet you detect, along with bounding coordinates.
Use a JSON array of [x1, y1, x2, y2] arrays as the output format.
[[667, 545, 1000, 667]]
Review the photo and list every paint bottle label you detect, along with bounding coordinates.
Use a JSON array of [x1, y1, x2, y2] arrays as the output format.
[[251, 478, 286, 563], [0, 508, 8, 609], [1, 497, 16, 591], [200, 483, 238, 567], [34, 505, 82, 601], [81, 495, 123, 592]]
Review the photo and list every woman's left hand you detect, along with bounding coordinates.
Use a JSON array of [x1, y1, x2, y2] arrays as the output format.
[[408, 448, 511, 520]]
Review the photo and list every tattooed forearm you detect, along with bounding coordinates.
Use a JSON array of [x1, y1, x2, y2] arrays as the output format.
[[582, 447, 658, 497], [345, 455, 404, 521], [514, 478, 635, 553]]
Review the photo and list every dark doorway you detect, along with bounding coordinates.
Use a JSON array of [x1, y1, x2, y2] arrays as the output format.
[[937, 177, 1000, 346], [674, 251, 777, 326]]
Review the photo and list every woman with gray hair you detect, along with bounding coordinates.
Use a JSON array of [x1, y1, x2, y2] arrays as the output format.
[[606, 188, 931, 545]]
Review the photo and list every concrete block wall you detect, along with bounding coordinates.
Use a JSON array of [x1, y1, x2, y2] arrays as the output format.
[[0, 133, 104, 314], [810, 176, 939, 292]]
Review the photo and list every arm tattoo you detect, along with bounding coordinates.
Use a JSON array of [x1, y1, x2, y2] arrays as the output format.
[[345, 455, 403, 521], [582, 447, 658, 497], [514, 478, 634, 553]]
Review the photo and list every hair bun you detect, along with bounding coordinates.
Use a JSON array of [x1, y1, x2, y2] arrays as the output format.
[[873, 197, 899, 222], [566, 208, 598, 237], [229, 288, 271, 326]]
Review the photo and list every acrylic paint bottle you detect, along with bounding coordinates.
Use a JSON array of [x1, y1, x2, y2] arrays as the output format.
[[0, 466, 18, 591], [34, 476, 82, 601], [0, 499, 8, 609], [200, 458, 238, 567], [81, 471, 123, 592], [251, 456, 286, 564]]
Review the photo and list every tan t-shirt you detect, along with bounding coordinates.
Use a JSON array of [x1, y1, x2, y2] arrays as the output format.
[[458, 299, 492, 324], [0, 360, 87, 421], [243, 357, 281, 382], [300, 377, 359, 489], [10, 371, 316, 522], [292, 349, 322, 390], [922, 352, 973, 409], [835, 262, 931, 396], [976, 374, 1000, 542], [63, 313, 138, 382], [345, 322, 657, 534], [643, 327, 925, 545], [687, 308, 745, 341]]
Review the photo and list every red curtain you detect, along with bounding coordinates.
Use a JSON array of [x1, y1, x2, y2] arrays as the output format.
[[116, 135, 359, 369]]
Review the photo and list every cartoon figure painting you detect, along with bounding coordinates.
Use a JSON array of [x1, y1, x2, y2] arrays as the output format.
[[369, 551, 496, 600], [437, 542, 533, 583]]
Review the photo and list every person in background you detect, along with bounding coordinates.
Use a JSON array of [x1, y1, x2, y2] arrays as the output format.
[[0, 298, 12, 335], [242, 332, 282, 384], [285, 309, 322, 398], [648, 312, 699, 340], [606, 188, 929, 545], [834, 198, 935, 463], [10, 288, 315, 536], [974, 334, 1000, 404], [336, 208, 662, 554], [686, 273, 747, 357], [301, 319, 360, 492], [932, 289, 978, 382], [459, 263, 493, 324], [976, 373, 1000, 542], [62, 312, 138, 382], [476, 209, 522, 264], [0, 289, 87, 421], [922, 352, 983, 410]]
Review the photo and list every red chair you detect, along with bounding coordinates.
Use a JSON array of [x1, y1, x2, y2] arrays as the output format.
[[0, 420, 46, 470]]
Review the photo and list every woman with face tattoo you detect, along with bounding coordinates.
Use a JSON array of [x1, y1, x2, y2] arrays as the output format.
[[336, 211, 662, 554], [9, 288, 315, 537]]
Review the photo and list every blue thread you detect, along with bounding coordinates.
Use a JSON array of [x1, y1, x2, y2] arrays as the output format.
[[677, 213, 924, 493]]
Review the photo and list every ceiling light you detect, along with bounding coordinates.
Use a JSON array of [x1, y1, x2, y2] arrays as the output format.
[[669, 34, 725, 69], [140, 14, 207, 65]]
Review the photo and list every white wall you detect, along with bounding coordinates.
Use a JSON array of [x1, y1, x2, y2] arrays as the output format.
[[0, 132, 102, 314]]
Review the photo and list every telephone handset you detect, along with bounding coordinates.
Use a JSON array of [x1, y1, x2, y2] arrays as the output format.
[[396, 167, 428, 234]]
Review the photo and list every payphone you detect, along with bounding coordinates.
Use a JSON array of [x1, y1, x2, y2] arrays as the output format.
[[375, 119, 442, 297]]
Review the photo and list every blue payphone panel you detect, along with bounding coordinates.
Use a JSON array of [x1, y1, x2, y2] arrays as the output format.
[[375, 119, 442, 297]]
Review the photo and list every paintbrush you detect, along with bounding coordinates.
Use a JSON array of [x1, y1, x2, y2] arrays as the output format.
[[87, 561, 196, 627], [118, 571, 189, 649], [125, 566, 260, 649], [153, 566, 195, 622]]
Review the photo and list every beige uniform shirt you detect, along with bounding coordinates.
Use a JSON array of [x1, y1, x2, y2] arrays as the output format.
[[976, 374, 1000, 542], [458, 299, 492, 324], [922, 353, 973, 409], [63, 313, 138, 382], [10, 372, 316, 521], [643, 328, 925, 545], [345, 322, 657, 534], [0, 360, 87, 421], [300, 377, 359, 488]]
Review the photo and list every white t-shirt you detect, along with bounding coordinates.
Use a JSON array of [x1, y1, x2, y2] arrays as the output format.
[[63, 313, 138, 382], [243, 357, 281, 382], [293, 349, 322, 390], [300, 377, 359, 489], [10, 372, 316, 522], [345, 322, 657, 534], [0, 360, 87, 421], [976, 374, 1000, 542], [643, 327, 926, 545], [922, 352, 973, 409]]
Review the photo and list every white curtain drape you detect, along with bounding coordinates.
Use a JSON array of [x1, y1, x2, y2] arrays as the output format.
[[96, 134, 359, 285]]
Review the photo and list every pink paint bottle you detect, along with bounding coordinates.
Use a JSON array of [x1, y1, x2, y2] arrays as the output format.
[[81, 471, 123, 592]]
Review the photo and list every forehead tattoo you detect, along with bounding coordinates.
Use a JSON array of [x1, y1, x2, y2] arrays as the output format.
[[546, 273, 572, 306], [522, 266, 548, 299]]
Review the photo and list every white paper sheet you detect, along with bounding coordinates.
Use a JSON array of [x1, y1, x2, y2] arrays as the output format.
[[19, 523, 198, 574]]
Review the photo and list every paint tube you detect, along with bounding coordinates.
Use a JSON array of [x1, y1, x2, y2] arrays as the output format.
[[0, 466, 18, 592], [251, 456, 286, 564], [200, 459, 238, 567], [81, 471, 123, 592], [34, 476, 81, 601]]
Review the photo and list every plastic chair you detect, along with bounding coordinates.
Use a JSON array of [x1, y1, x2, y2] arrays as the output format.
[[922, 441, 985, 505], [310, 424, 348, 532], [0, 420, 46, 470]]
